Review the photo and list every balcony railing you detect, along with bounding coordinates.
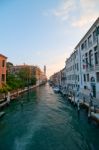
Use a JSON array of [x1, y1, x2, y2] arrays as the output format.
[[95, 64, 99, 71], [85, 63, 99, 72], [86, 66, 94, 72]]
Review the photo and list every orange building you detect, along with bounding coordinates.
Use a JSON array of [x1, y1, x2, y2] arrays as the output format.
[[0, 54, 7, 87]]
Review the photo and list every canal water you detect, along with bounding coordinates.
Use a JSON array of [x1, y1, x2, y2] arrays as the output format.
[[0, 84, 99, 150]]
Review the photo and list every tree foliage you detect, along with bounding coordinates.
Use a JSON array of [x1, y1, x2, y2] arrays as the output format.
[[7, 67, 36, 87], [6, 74, 23, 90], [0, 66, 37, 94], [0, 83, 11, 96], [30, 76, 36, 85], [18, 67, 37, 86]]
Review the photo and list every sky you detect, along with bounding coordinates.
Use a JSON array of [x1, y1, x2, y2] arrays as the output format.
[[0, 0, 99, 78]]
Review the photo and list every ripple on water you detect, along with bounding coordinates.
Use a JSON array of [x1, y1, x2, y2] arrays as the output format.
[[0, 84, 99, 150]]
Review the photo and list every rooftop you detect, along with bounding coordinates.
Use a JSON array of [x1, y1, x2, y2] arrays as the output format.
[[0, 54, 7, 59]]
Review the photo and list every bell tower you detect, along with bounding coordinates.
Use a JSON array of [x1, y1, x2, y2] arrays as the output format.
[[44, 65, 46, 75]]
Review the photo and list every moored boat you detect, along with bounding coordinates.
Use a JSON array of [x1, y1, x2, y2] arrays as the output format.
[[53, 87, 60, 93]]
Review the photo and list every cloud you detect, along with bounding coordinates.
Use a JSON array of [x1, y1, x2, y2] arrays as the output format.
[[72, 14, 98, 28], [45, 0, 99, 28], [72, 0, 99, 27], [52, 0, 76, 21]]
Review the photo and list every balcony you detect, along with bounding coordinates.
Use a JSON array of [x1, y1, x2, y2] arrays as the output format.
[[85, 63, 99, 72], [86, 66, 94, 72], [95, 64, 99, 71]]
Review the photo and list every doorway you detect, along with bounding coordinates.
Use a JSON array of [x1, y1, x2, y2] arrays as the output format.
[[91, 84, 96, 97], [90, 77, 96, 98]]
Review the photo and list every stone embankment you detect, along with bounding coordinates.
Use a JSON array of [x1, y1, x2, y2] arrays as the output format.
[[0, 85, 38, 110], [60, 89, 99, 124], [0, 83, 47, 118]]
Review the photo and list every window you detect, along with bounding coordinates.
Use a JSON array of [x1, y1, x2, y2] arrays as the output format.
[[95, 52, 98, 65], [2, 74, 5, 81], [83, 74, 86, 82], [96, 72, 99, 82], [89, 50, 93, 66], [78, 75, 79, 81], [87, 74, 89, 82], [78, 85, 79, 90], [75, 64, 76, 69], [93, 30, 97, 42], [85, 53, 88, 68], [77, 63, 79, 71], [88, 35, 92, 47], [81, 43, 84, 50], [96, 26, 99, 36], [76, 75, 77, 80], [2, 60, 5, 67], [94, 46, 98, 65], [84, 40, 87, 49]]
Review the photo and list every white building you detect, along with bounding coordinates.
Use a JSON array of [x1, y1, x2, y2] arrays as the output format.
[[65, 49, 80, 93], [65, 17, 99, 98], [75, 17, 99, 98], [50, 17, 99, 99]]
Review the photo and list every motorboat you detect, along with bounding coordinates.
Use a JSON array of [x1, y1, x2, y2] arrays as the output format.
[[53, 87, 60, 93]]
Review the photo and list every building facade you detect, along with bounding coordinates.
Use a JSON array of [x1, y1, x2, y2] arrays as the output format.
[[35, 66, 47, 85], [50, 71, 61, 87], [60, 68, 66, 89], [65, 17, 99, 98], [65, 49, 80, 93], [0, 54, 7, 87], [75, 17, 99, 98], [50, 17, 99, 99]]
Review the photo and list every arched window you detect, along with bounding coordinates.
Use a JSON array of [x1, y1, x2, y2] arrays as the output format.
[[90, 77, 95, 82], [89, 50, 93, 67]]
